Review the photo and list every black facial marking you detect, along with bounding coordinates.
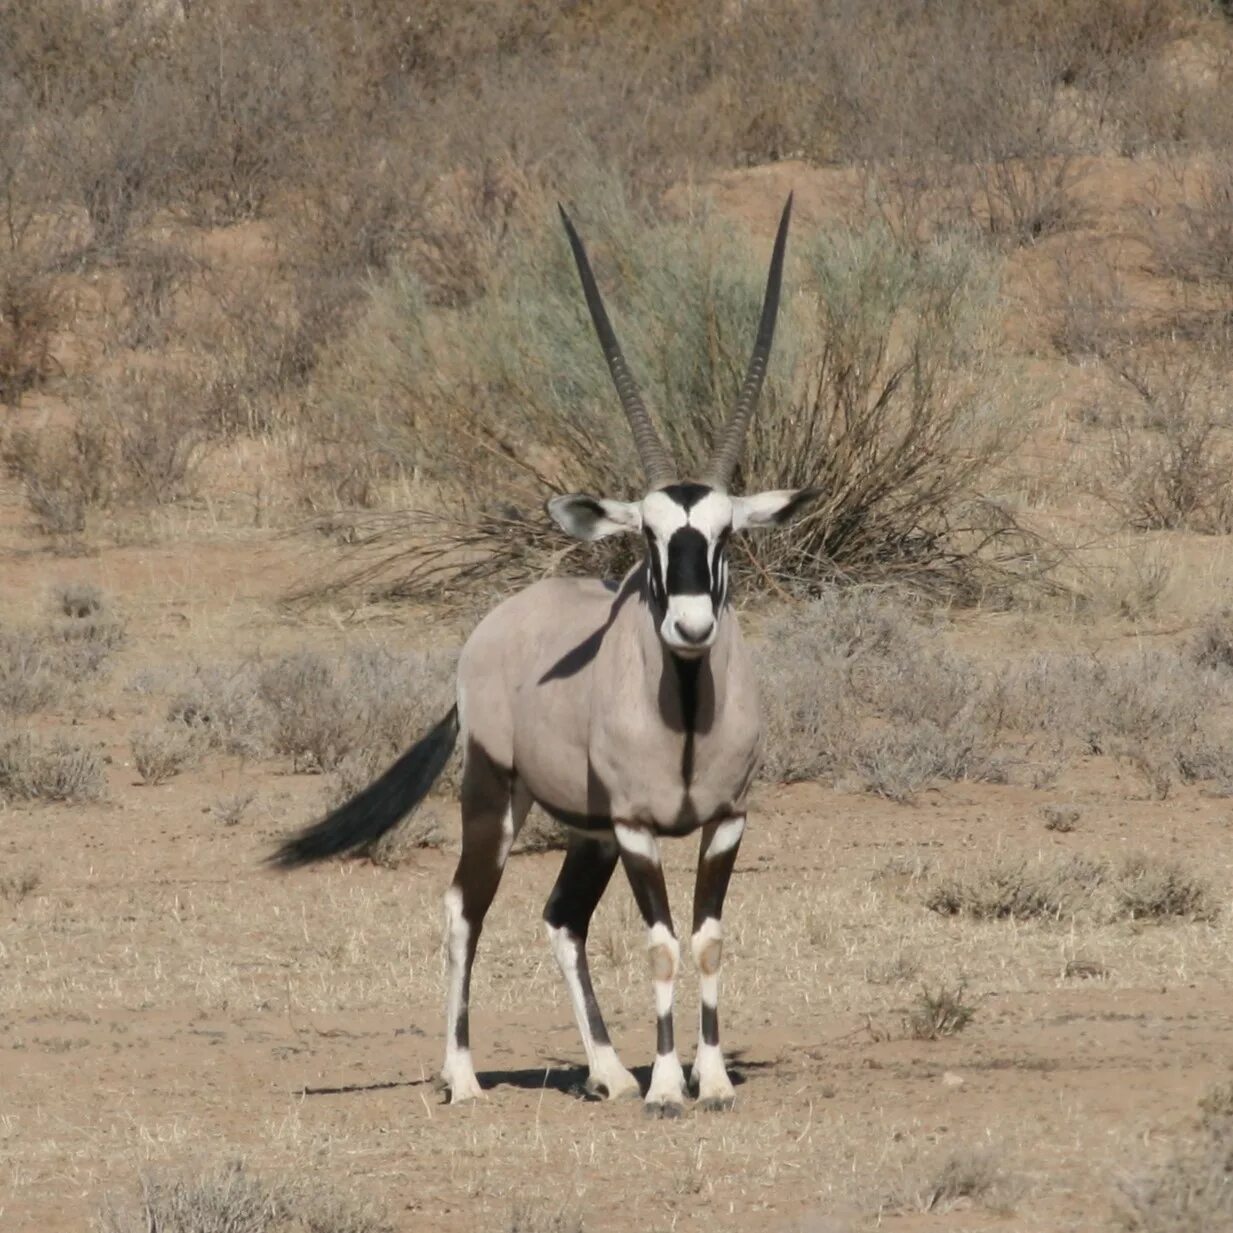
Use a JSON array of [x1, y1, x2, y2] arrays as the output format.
[[710, 528, 730, 608], [658, 481, 713, 510], [644, 529, 666, 607], [666, 526, 711, 596]]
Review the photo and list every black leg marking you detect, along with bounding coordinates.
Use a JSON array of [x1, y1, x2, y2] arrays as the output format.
[[690, 816, 746, 1110], [544, 835, 620, 1050]]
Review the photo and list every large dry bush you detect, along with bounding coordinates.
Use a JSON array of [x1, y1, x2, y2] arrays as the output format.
[[310, 188, 1036, 602]]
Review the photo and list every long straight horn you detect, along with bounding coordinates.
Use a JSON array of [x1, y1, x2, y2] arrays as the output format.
[[705, 193, 793, 489], [559, 205, 676, 489]]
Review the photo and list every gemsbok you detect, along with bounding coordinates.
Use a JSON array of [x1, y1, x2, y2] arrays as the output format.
[[272, 195, 819, 1114]]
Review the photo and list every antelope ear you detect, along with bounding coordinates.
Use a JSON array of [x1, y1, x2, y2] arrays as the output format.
[[731, 487, 821, 531], [547, 494, 643, 541]]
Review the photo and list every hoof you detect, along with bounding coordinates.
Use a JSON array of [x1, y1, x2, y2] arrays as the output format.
[[699, 1095, 735, 1113], [585, 1075, 642, 1101], [644, 1099, 684, 1119], [436, 1070, 482, 1105]]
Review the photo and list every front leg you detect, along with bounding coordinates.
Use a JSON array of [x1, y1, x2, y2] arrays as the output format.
[[613, 821, 686, 1117], [690, 815, 745, 1111]]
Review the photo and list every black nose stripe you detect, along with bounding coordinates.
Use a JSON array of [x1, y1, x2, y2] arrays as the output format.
[[666, 526, 711, 595]]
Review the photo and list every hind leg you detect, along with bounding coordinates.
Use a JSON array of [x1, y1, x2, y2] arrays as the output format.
[[440, 745, 529, 1104], [544, 833, 640, 1100]]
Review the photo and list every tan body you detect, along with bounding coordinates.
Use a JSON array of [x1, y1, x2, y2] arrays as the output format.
[[274, 194, 807, 1114], [460, 570, 762, 835]]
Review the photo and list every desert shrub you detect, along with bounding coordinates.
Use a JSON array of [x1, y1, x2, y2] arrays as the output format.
[[1115, 1120, 1233, 1232], [919, 1146, 1013, 1213], [0, 732, 105, 803], [1042, 804, 1081, 832], [1194, 608, 1233, 672], [1115, 855, 1219, 923], [117, 242, 197, 351], [96, 1159, 391, 1233], [166, 665, 271, 759], [0, 249, 61, 407], [209, 791, 256, 828], [0, 629, 62, 714], [315, 192, 1034, 601], [131, 725, 204, 786], [51, 581, 102, 619], [926, 855, 1109, 922], [162, 3, 335, 226], [1096, 356, 1233, 535], [1146, 154, 1233, 291], [926, 853, 1219, 924], [257, 646, 456, 775]]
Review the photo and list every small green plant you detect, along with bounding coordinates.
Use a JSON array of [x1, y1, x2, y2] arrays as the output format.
[[905, 983, 976, 1040]]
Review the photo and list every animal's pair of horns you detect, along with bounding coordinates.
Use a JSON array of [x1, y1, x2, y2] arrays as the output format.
[[558, 194, 793, 491]]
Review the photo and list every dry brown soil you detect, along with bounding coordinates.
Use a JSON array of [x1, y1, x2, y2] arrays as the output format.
[[2, 520, 1231, 1233]]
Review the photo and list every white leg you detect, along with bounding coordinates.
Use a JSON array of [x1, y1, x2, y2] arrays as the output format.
[[614, 822, 686, 1116], [546, 922, 640, 1099], [441, 884, 482, 1103], [689, 815, 745, 1111]]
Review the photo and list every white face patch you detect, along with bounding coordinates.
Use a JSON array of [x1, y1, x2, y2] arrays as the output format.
[[639, 487, 735, 656]]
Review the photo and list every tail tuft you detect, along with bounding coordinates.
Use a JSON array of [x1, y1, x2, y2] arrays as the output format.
[[269, 705, 459, 869]]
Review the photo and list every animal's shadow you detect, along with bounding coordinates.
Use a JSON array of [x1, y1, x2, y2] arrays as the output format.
[[295, 1053, 772, 1104], [479, 1050, 772, 1102]]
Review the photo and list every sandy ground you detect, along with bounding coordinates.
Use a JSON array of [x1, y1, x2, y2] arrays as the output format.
[[2, 520, 1232, 1233]]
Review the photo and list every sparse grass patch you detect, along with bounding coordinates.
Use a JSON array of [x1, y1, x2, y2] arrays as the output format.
[[904, 983, 977, 1040], [0, 732, 105, 803], [919, 1145, 1020, 1214], [1199, 1079, 1233, 1128], [96, 1158, 391, 1233], [926, 855, 1110, 921], [927, 854, 1219, 924], [1115, 1120, 1233, 1232], [0, 868, 41, 904]]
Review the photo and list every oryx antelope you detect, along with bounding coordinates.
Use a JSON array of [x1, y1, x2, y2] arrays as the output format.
[[272, 195, 818, 1115]]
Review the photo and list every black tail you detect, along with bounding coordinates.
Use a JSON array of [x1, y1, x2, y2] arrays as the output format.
[[268, 705, 460, 869]]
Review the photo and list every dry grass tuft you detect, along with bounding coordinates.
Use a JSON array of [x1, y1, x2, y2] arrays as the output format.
[[96, 1159, 391, 1233], [0, 732, 105, 803], [507, 1204, 585, 1233], [921, 1146, 1012, 1212], [130, 724, 203, 786], [904, 983, 977, 1040], [927, 854, 1219, 924], [1042, 804, 1082, 832], [362, 806, 448, 869], [209, 791, 256, 828], [0, 868, 41, 904]]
